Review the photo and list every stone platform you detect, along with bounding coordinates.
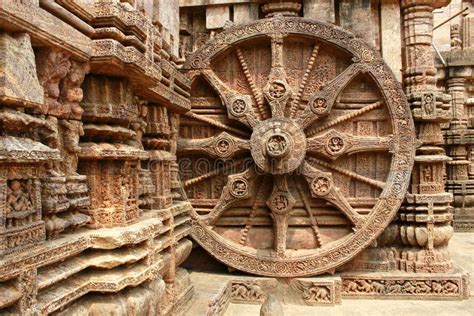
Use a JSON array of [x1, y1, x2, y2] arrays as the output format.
[[184, 233, 473, 315]]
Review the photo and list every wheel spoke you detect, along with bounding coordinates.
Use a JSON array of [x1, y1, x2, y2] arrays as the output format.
[[266, 174, 295, 257], [306, 129, 393, 160], [177, 132, 250, 159], [307, 157, 385, 190], [183, 159, 246, 188], [289, 43, 320, 118], [296, 181, 323, 247], [235, 47, 268, 120], [305, 101, 383, 137], [301, 161, 363, 229], [240, 176, 266, 246], [184, 111, 249, 138], [203, 166, 259, 225], [263, 31, 292, 118], [297, 63, 361, 129], [201, 68, 259, 128]]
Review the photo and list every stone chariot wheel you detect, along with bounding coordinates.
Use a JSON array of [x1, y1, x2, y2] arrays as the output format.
[[179, 17, 416, 277]]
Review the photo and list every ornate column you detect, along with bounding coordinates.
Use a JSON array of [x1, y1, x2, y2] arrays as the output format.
[[260, 0, 302, 17], [399, 0, 453, 273], [443, 38, 474, 231]]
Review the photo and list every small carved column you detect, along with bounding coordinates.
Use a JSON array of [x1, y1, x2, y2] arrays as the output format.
[[16, 268, 38, 315], [260, 0, 302, 17], [169, 112, 185, 202], [35, 47, 91, 239], [444, 69, 474, 231], [400, 0, 454, 273], [450, 24, 463, 50]]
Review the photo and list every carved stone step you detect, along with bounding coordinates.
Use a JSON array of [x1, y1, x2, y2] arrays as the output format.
[[37, 246, 149, 290], [37, 260, 166, 314]]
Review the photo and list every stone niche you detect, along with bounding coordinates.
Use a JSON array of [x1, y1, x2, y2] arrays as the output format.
[[78, 160, 140, 228], [1, 174, 44, 255]]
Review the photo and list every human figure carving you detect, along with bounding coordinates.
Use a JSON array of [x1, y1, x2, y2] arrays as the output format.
[[36, 48, 71, 116], [60, 59, 89, 119], [7, 180, 33, 214], [61, 120, 84, 175]]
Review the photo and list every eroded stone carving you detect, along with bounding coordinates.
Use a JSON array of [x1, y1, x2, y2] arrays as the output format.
[[231, 281, 265, 302]]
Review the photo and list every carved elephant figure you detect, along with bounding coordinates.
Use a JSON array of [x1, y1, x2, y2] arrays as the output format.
[[370, 281, 385, 294], [402, 282, 416, 294], [304, 286, 330, 302], [248, 284, 264, 300], [343, 280, 358, 292], [357, 280, 372, 293], [314, 287, 330, 301], [443, 282, 458, 294], [387, 283, 402, 294], [415, 282, 431, 294], [232, 284, 249, 300]]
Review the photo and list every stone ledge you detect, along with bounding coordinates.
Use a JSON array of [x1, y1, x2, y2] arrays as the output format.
[[38, 259, 165, 314], [453, 221, 474, 232], [0, 2, 92, 61], [0, 202, 192, 280]]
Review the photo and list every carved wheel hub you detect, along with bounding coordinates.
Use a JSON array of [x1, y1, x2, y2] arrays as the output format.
[[251, 118, 306, 174], [180, 17, 416, 277]]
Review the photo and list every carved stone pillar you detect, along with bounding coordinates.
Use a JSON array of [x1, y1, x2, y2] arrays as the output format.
[[462, 13, 474, 49], [260, 0, 302, 18], [35, 47, 91, 239], [17, 269, 38, 315], [444, 69, 474, 231], [169, 112, 185, 202], [400, 0, 453, 273]]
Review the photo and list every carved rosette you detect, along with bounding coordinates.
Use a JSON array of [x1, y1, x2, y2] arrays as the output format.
[[180, 17, 416, 277]]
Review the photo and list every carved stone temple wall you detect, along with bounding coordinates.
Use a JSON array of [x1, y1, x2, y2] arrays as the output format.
[[0, 0, 472, 315], [0, 0, 193, 314]]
